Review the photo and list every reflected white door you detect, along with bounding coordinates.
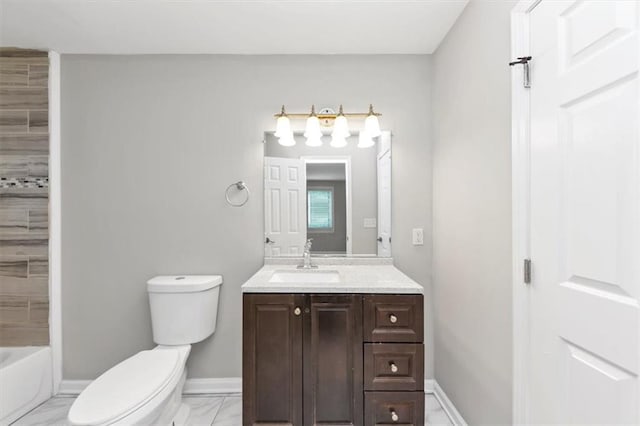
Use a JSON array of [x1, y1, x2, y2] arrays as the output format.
[[528, 1, 639, 423], [264, 157, 306, 257], [377, 145, 391, 257]]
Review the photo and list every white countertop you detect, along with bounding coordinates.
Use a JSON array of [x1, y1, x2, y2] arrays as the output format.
[[242, 264, 423, 294]]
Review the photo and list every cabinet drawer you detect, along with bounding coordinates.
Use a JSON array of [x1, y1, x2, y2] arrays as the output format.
[[364, 343, 424, 391], [364, 392, 424, 426], [364, 295, 423, 343]]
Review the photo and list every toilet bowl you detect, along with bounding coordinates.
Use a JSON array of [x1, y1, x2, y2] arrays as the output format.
[[68, 275, 222, 426]]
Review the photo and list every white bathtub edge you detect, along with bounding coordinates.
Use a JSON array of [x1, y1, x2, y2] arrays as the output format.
[[0, 347, 53, 426]]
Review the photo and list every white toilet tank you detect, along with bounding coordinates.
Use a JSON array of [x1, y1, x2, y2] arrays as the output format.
[[147, 275, 223, 345]]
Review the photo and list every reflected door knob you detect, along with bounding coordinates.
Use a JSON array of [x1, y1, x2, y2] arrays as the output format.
[[390, 409, 399, 422], [390, 362, 398, 373], [377, 237, 383, 242]]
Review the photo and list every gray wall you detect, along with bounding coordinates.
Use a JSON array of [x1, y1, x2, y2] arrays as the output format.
[[265, 134, 378, 254], [432, 1, 515, 424], [307, 180, 347, 253], [61, 55, 434, 379]]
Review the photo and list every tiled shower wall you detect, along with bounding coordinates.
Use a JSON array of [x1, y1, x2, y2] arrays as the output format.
[[0, 48, 49, 346]]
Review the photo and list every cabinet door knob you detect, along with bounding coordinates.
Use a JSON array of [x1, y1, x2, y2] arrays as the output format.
[[390, 409, 399, 422], [389, 314, 398, 324], [294, 307, 301, 316], [389, 362, 398, 373]]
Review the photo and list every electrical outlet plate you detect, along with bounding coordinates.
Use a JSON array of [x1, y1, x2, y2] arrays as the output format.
[[363, 218, 377, 228], [412, 228, 424, 246]]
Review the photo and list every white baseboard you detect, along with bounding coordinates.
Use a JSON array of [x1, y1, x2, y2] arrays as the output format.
[[58, 380, 91, 395], [182, 377, 241, 395], [433, 380, 467, 426], [425, 379, 436, 394], [59, 377, 462, 424], [58, 377, 242, 396]]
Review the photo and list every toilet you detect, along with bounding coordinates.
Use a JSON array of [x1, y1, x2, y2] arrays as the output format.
[[68, 275, 222, 426]]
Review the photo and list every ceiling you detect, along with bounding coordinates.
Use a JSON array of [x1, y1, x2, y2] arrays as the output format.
[[0, 0, 468, 54]]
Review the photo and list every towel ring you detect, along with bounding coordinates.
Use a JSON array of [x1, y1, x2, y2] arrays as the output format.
[[225, 181, 250, 207]]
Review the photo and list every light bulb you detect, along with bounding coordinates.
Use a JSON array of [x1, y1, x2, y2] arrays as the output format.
[[275, 115, 291, 138], [333, 114, 350, 138], [304, 105, 321, 139], [358, 130, 375, 148], [305, 134, 323, 147], [365, 114, 381, 138], [278, 132, 296, 147], [330, 134, 347, 148], [275, 105, 291, 138], [365, 104, 381, 137], [332, 104, 350, 138]]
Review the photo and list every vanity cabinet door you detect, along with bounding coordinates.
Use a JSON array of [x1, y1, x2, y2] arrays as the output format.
[[304, 294, 363, 426], [243, 294, 304, 426]]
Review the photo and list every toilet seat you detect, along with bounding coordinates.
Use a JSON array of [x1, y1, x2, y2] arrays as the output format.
[[68, 347, 188, 425]]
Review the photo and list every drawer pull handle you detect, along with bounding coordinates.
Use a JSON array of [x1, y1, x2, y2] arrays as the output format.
[[294, 307, 301, 316], [389, 362, 398, 373], [389, 314, 398, 324], [390, 409, 399, 422]]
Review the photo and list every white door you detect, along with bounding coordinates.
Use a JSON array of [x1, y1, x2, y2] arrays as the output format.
[[377, 146, 391, 257], [527, 1, 639, 423], [264, 157, 306, 257]]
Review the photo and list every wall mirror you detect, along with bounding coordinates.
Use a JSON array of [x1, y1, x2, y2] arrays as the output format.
[[263, 131, 391, 257]]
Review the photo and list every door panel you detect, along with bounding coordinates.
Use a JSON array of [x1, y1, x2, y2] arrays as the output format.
[[264, 156, 306, 256], [377, 145, 391, 257], [528, 1, 639, 423], [303, 294, 363, 426], [243, 294, 304, 425]]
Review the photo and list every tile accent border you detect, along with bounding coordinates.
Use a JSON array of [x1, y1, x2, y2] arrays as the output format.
[[0, 177, 48, 188]]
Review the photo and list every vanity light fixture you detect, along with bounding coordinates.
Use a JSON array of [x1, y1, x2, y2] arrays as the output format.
[[273, 104, 382, 148], [357, 130, 375, 148], [304, 105, 323, 147], [275, 105, 295, 146], [330, 105, 350, 148], [332, 105, 351, 138], [364, 104, 382, 137]]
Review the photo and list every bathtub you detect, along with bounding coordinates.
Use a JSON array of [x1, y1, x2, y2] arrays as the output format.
[[0, 346, 52, 425]]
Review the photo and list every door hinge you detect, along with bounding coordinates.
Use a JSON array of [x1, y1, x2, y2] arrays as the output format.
[[509, 56, 532, 88], [523, 259, 531, 284]]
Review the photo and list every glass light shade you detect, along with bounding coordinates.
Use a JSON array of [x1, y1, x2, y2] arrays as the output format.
[[364, 114, 381, 137], [330, 134, 348, 148], [358, 130, 375, 148], [304, 115, 321, 138], [305, 134, 323, 147], [332, 115, 350, 138], [275, 115, 291, 138], [278, 132, 296, 147]]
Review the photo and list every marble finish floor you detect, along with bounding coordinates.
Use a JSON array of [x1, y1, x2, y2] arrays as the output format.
[[12, 394, 453, 425]]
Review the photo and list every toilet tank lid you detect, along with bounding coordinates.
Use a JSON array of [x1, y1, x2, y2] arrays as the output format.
[[147, 275, 223, 293]]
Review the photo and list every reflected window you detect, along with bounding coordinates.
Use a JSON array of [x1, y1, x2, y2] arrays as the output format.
[[307, 189, 334, 231]]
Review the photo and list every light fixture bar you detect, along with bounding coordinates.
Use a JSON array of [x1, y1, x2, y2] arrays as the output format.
[[273, 109, 381, 119]]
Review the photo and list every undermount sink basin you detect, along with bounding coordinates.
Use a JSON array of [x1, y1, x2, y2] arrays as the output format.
[[269, 270, 341, 284]]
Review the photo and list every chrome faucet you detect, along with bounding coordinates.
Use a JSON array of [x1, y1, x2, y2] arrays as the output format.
[[298, 239, 317, 269]]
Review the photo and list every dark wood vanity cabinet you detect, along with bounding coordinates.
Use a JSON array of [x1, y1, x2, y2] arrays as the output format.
[[243, 293, 424, 426], [242, 294, 304, 425]]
